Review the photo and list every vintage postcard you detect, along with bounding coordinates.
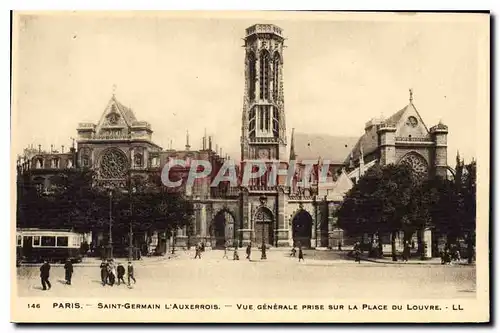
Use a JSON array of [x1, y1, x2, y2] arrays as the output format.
[[11, 11, 490, 323]]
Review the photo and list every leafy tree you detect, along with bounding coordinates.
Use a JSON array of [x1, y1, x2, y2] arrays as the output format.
[[338, 163, 415, 260]]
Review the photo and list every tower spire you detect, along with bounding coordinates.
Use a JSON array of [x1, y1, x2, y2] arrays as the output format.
[[359, 145, 365, 178], [185, 130, 190, 151], [290, 128, 296, 160], [202, 128, 207, 150]]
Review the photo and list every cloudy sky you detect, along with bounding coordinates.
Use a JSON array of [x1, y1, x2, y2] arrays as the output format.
[[12, 12, 488, 166]]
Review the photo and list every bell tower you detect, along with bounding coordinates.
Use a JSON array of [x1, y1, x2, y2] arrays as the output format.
[[241, 24, 286, 163]]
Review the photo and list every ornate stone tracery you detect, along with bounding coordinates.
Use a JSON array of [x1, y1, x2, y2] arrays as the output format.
[[399, 152, 428, 179], [99, 148, 128, 179]]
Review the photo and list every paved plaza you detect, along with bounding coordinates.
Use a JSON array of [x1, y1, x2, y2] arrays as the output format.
[[16, 249, 476, 299]]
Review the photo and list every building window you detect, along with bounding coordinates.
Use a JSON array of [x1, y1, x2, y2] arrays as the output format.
[[82, 155, 90, 167], [272, 107, 279, 137], [249, 107, 256, 138], [259, 107, 264, 131], [16, 235, 22, 246], [273, 53, 280, 100], [33, 236, 40, 246], [41, 236, 56, 247], [259, 51, 270, 100], [100, 148, 128, 179], [51, 158, 59, 168], [248, 52, 256, 101], [134, 153, 143, 168], [35, 158, 43, 169], [56, 236, 68, 247]]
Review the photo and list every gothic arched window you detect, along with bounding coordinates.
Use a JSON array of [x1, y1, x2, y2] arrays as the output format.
[[272, 107, 279, 137], [248, 52, 256, 101], [259, 51, 270, 100], [273, 52, 281, 100], [99, 148, 128, 179], [249, 107, 256, 138], [399, 152, 428, 180], [134, 153, 143, 168]]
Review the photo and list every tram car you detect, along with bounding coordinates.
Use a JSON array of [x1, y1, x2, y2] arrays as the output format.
[[16, 229, 84, 263]]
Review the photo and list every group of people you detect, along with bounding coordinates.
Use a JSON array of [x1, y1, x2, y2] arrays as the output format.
[[38, 258, 74, 291], [441, 245, 462, 265], [38, 258, 136, 291], [100, 259, 136, 286]]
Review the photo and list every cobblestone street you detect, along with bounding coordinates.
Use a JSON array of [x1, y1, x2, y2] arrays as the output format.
[[16, 249, 476, 299]]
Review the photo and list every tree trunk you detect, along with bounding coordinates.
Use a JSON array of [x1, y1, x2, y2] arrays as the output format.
[[377, 232, 383, 258], [417, 228, 424, 260], [467, 231, 474, 264], [391, 231, 397, 261]]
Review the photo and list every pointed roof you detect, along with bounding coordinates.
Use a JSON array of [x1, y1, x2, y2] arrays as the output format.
[[345, 97, 430, 164], [111, 95, 137, 125], [328, 169, 354, 199]]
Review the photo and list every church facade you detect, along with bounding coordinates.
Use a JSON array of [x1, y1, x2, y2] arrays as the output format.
[[16, 24, 449, 253]]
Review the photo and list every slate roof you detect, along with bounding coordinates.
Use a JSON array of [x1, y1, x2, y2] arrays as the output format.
[[291, 132, 359, 164], [345, 103, 418, 163]]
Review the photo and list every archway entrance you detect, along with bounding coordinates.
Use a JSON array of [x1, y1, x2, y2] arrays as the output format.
[[292, 210, 313, 248], [254, 207, 274, 248], [212, 211, 235, 248]]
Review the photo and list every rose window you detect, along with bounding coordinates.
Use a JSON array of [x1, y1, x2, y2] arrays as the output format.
[[399, 153, 428, 179], [100, 149, 128, 179]]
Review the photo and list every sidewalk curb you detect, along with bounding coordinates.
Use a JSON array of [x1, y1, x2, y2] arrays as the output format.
[[358, 256, 474, 266]]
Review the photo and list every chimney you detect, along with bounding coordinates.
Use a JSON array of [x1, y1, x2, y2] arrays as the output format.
[[61, 145, 65, 153], [38, 145, 41, 153], [50, 144, 53, 153], [208, 136, 213, 151]]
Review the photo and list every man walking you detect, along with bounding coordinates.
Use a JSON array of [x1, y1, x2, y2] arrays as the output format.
[[246, 243, 252, 260], [194, 244, 202, 259], [298, 246, 304, 262], [127, 261, 136, 286], [40, 260, 51, 291], [233, 247, 239, 260], [64, 259, 73, 285], [222, 243, 229, 259], [100, 259, 108, 286], [116, 262, 126, 285], [107, 259, 116, 286]]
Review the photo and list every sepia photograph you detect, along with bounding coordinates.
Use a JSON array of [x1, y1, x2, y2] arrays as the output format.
[[10, 10, 490, 323]]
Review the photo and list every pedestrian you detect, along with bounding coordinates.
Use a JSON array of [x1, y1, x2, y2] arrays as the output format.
[[107, 259, 116, 286], [64, 259, 73, 285], [194, 244, 202, 259], [290, 247, 296, 257], [298, 246, 304, 262], [246, 243, 251, 260], [338, 241, 342, 251], [127, 261, 136, 286], [116, 263, 126, 285], [100, 259, 108, 286], [40, 260, 51, 291], [403, 242, 410, 263], [233, 247, 239, 260], [354, 242, 361, 263], [223, 244, 228, 259]]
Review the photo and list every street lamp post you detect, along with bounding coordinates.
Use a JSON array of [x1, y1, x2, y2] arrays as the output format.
[[128, 187, 136, 262], [261, 225, 267, 260], [108, 190, 113, 259]]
